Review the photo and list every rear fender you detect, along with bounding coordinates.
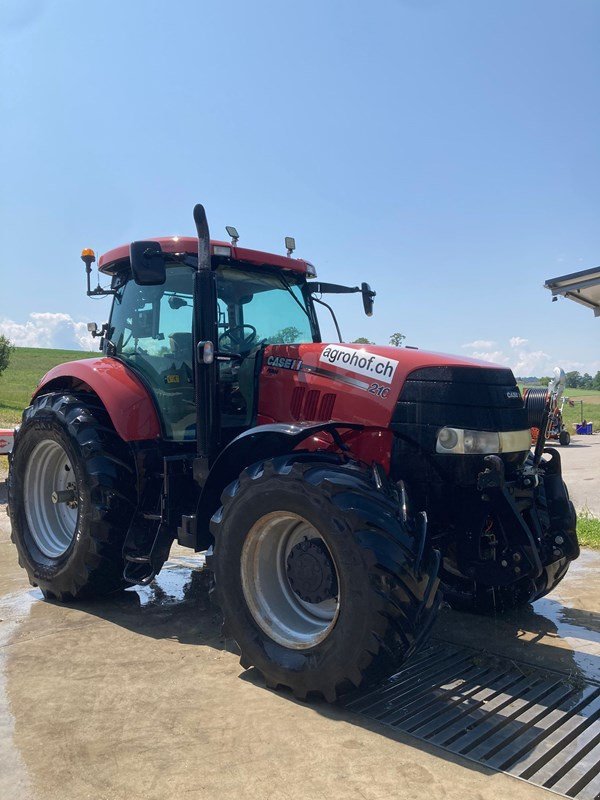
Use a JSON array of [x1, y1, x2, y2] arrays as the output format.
[[33, 358, 161, 442]]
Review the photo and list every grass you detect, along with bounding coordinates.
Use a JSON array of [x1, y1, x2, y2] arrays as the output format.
[[0, 346, 97, 427], [560, 387, 600, 433], [577, 511, 600, 550]]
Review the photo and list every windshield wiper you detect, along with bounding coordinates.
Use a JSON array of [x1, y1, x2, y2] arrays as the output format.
[[277, 273, 311, 319]]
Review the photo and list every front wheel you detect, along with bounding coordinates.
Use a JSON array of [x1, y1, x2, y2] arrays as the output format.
[[210, 456, 441, 702], [8, 392, 136, 600]]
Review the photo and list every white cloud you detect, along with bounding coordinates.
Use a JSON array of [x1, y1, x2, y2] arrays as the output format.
[[512, 349, 551, 375], [462, 339, 496, 349], [469, 350, 511, 365], [0, 312, 96, 351], [509, 336, 528, 348]]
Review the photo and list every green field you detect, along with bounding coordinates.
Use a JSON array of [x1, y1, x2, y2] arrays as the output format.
[[560, 387, 600, 432], [0, 346, 97, 427]]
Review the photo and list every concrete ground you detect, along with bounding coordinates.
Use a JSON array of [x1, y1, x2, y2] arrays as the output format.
[[557, 433, 600, 516], [0, 439, 598, 800]]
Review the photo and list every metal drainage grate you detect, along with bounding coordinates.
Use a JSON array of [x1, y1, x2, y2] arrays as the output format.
[[339, 641, 600, 799]]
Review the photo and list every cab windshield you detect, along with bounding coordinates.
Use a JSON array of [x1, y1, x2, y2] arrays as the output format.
[[108, 261, 318, 440]]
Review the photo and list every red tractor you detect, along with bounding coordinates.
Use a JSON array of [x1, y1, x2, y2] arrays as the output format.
[[7, 204, 579, 702]]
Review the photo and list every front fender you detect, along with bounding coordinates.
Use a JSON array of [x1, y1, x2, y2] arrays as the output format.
[[195, 422, 363, 547], [33, 358, 161, 441]]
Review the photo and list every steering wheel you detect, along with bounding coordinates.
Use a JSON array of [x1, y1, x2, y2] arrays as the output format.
[[218, 324, 257, 353]]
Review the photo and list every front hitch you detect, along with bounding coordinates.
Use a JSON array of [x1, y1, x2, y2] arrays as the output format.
[[474, 455, 544, 584]]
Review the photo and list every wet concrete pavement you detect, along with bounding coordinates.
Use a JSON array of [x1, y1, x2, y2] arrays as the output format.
[[1, 453, 599, 800]]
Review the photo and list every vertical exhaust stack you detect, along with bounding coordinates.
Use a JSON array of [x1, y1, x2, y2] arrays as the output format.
[[193, 204, 220, 483]]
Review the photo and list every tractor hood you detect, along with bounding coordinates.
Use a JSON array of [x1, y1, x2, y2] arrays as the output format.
[[258, 342, 517, 430]]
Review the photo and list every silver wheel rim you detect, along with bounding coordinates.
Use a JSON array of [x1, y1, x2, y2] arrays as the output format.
[[240, 512, 340, 650], [24, 440, 79, 558]]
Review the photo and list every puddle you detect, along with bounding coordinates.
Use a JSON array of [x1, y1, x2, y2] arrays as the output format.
[[126, 553, 206, 608], [531, 597, 600, 683]]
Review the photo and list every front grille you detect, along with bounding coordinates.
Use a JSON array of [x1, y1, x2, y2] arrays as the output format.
[[392, 366, 528, 432]]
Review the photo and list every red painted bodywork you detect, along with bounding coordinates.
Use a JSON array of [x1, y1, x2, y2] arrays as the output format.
[[34, 358, 161, 441], [33, 343, 500, 464], [98, 237, 314, 276], [258, 343, 501, 469]]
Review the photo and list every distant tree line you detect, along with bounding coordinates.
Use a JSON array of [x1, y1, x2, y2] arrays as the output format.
[[563, 370, 600, 390], [353, 332, 406, 347], [520, 371, 600, 391]]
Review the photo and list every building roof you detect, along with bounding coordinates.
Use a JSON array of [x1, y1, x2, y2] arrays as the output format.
[[544, 266, 600, 317]]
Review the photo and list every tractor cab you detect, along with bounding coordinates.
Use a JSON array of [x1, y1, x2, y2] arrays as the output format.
[[96, 237, 320, 443]]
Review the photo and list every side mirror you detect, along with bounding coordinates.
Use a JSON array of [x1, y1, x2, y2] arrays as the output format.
[[129, 241, 166, 286], [361, 282, 375, 317]]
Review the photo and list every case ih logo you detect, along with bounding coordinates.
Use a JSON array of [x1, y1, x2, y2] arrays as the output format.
[[266, 356, 302, 371], [320, 345, 399, 383]]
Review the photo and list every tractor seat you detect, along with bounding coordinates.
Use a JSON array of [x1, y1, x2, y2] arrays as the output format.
[[169, 332, 193, 362]]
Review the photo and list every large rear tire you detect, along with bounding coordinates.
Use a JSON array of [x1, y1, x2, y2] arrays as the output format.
[[211, 455, 441, 702], [8, 392, 136, 601]]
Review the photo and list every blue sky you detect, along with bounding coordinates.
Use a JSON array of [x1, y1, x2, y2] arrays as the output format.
[[1, 0, 599, 376]]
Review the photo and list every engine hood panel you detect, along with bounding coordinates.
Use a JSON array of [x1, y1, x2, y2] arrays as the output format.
[[258, 342, 511, 429]]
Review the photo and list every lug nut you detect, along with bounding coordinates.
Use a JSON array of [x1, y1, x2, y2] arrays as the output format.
[[514, 566, 521, 575], [512, 552, 522, 563], [501, 559, 508, 567], [554, 535, 564, 545], [51, 489, 76, 505]]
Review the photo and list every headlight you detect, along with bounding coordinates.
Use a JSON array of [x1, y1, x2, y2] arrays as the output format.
[[436, 427, 530, 455]]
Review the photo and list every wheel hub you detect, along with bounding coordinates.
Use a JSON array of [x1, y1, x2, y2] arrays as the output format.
[[286, 538, 338, 604]]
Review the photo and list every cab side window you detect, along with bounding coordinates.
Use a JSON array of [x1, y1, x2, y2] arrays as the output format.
[[109, 265, 195, 441]]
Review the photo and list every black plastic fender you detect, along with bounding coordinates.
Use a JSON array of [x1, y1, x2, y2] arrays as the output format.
[[194, 422, 363, 548]]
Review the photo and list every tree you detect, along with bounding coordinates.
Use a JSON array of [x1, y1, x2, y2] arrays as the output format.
[[352, 337, 373, 344], [0, 335, 14, 376], [389, 332, 406, 348], [593, 371, 600, 392], [268, 326, 302, 344], [538, 376, 551, 387], [565, 370, 582, 389]]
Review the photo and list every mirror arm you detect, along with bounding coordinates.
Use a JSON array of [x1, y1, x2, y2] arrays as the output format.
[[312, 295, 343, 342], [308, 282, 360, 295]]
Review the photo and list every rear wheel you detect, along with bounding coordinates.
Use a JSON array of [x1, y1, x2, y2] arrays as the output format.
[[211, 455, 441, 702], [8, 392, 136, 600]]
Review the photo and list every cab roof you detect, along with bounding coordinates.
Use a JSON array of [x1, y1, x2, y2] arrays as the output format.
[[98, 236, 315, 276]]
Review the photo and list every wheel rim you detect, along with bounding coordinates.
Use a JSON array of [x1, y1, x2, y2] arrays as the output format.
[[240, 512, 340, 650], [24, 439, 79, 558]]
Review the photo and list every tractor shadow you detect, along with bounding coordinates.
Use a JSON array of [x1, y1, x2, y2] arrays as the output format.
[[61, 553, 600, 779], [72, 554, 600, 684]]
